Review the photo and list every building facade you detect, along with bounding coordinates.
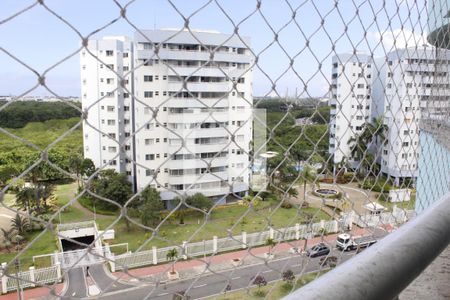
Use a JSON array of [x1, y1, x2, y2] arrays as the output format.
[[330, 48, 450, 186], [81, 29, 253, 205], [371, 48, 450, 184], [329, 53, 373, 167], [415, 0, 450, 213]]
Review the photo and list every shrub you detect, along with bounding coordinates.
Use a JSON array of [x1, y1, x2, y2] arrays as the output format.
[[253, 290, 266, 297], [281, 202, 293, 209]]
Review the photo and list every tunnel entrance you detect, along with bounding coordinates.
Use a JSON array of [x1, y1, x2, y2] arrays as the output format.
[[61, 235, 95, 252]]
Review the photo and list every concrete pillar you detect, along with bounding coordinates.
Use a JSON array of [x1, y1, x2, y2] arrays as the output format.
[[182, 241, 188, 260], [152, 246, 157, 265], [213, 236, 218, 253], [295, 223, 300, 240], [110, 254, 115, 272], [269, 227, 274, 239], [1, 262, 7, 294], [29, 266, 35, 287], [53, 250, 59, 264], [332, 220, 339, 233], [242, 232, 247, 249], [55, 262, 61, 282]]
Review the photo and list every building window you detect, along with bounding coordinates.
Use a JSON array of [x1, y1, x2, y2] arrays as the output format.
[[123, 53, 129, 58], [145, 154, 155, 160], [145, 138, 154, 145], [144, 91, 153, 98], [144, 75, 153, 82], [124, 106, 130, 111], [107, 119, 115, 125], [125, 145, 131, 150], [146, 169, 155, 176], [107, 106, 115, 112], [106, 50, 114, 56]]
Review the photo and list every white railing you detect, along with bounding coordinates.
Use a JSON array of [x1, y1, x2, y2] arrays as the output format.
[[112, 219, 338, 271], [0, 263, 61, 294], [111, 212, 415, 272]]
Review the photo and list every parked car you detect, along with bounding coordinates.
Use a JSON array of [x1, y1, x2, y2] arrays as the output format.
[[306, 243, 330, 258]]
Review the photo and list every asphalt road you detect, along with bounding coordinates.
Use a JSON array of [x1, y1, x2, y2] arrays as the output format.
[[72, 248, 356, 300], [63, 267, 88, 298]]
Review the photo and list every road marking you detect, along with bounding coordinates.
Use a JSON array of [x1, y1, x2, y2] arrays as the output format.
[[194, 284, 207, 288], [231, 276, 240, 280], [262, 270, 272, 273], [292, 263, 302, 267], [157, 292, 169, 296], [72, 292, 76, 296]]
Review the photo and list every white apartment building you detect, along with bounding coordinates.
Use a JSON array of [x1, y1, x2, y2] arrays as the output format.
[[371, 47, 450, 184], [81, 29, 253, 205], [80, 36, 134, 178], [329, 53, 373, 167], [329, 48, 450, 185]]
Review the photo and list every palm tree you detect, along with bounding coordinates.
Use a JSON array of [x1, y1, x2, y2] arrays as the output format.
[[1, 228, 15, 252], [299, 165, 318, 204], [166, 248, 178, 273], [372, 117, 388, 146], [16, 187, 34, 214], [11, 213, 29, 235], [265, 238, 276, 255], [36, 183, 54, 211], [318, 228, 328, 242], [302, 212, 314, 251]]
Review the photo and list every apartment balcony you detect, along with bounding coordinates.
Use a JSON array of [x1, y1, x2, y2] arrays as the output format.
[[167, 81, 231, 93], [167, 111, 229, 123], [169, 142, 229, 154], [167, 157, 228, 169], [167, 171, 228, 185], [166, 66, 246, 78], [168, 127, 229, 139], [136, 49, 252, 64], [166, 98, 229, 108]]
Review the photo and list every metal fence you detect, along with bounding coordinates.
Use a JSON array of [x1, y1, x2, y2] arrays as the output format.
[[0, 0, 449, 299]]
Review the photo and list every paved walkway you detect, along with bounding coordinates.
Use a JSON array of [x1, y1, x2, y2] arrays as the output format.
[[112, 227, 369, 282]]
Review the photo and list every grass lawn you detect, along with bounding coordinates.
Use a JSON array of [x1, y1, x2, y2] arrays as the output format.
[[92, 201, 331, 251], [2, 182, 332, 268], [207, 269, 329, 299], [377, 193, 416, 211]]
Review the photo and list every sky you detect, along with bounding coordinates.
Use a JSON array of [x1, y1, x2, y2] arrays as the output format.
[[0, 0, 428, 97]]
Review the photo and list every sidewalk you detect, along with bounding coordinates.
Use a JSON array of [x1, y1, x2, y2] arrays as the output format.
[[0, 227, 372, 300], [112, 227, 369, 282]]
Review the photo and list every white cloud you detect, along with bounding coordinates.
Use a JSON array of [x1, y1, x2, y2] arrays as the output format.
[[369, 28, 428, 51]]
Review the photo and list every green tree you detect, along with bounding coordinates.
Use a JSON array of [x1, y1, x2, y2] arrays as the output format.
[[90, 169, 132, 210], [185, 193, 213, 211], [16, 187, 35, 214], [81, 158, 96, 177], [265, 237, 276, 255], [11, 213, 29, 235], [138, 187, 164, 227], [299, 165, 318, 204], [282, 269, 295, 284], [253, 275, 267, 290], [1, 228, 15, 252], [318, 227, 328, 242], [166, 248, 179, 273], [69, 156, 83, 188]]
